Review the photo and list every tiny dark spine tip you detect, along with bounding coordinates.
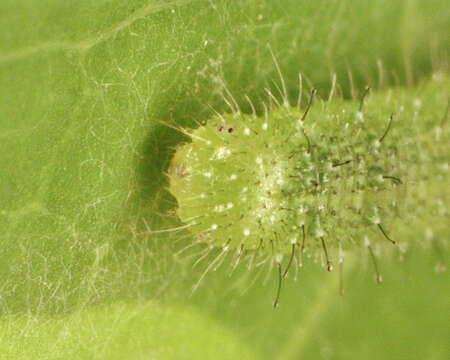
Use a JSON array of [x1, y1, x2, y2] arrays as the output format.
[[301, 88, 316, 122], [377, 224, 396, 245], [273, 263, 283, 308], [379, 113, 394, 143], [359, 86, 371, 112]]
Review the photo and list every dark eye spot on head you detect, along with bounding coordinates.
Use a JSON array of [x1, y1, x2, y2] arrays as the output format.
[[228, 128, 233, 133]]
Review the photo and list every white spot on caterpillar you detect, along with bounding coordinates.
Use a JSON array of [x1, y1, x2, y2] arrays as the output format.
[[262, 122, 268, 130], [244, 127, 251, 135], [213, 147, 231, 160], [243, 229, 250, 236], [211, 224, 218, 230]]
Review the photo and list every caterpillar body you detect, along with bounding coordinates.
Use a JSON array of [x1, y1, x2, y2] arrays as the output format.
[[167, 74, 449, 301]]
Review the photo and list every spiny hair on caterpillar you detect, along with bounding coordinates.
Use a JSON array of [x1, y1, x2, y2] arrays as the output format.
[[161, 73, 449, 306]]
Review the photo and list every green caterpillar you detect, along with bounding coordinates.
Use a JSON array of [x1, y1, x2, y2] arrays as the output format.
[[168, 74, 449, 301]]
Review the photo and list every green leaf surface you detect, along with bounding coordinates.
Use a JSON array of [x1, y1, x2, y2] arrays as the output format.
[[0, 0, 448, 359], [1, 301, 261, 359]]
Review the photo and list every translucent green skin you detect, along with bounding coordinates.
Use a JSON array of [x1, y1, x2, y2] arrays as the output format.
[[169, 75, 449, 257]]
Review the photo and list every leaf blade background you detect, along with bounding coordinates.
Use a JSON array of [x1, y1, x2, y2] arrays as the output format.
[[0, 1, 448, 359]]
